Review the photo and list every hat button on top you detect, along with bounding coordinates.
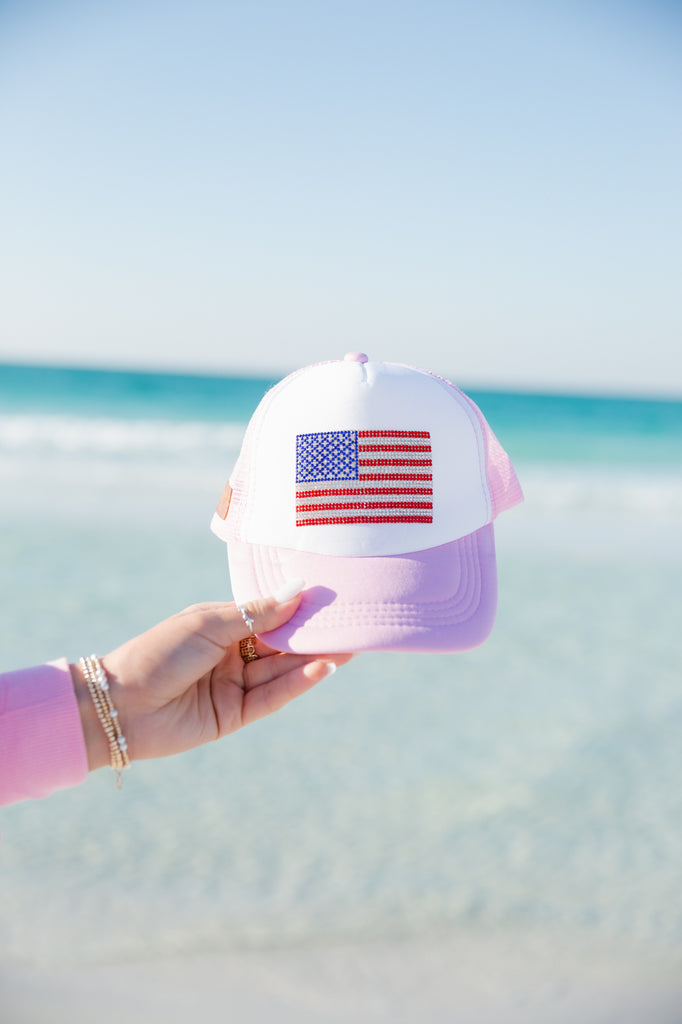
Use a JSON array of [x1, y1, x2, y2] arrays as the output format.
[[344, 352, 369, 363]]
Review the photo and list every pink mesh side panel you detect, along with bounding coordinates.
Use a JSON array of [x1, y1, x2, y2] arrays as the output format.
[[479, 420, 524, 517], [422, 369, 524, 520], [227, 387, 272, 540], [226, 362, 334, 538], [226, 448, 251, 540]]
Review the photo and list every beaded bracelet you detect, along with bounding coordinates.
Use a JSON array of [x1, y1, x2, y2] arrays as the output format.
[[80, 654, 131, 789]]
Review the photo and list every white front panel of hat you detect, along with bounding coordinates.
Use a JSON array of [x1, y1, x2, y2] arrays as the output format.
[[240, 361, 491, 557]]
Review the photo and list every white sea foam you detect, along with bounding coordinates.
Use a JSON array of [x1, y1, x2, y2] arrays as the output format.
[[0, 413, 245, 456], [516, 462, 682, 524]]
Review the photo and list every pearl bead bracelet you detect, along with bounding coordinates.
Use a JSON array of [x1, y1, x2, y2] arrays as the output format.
[[80, 654, 130, 789]]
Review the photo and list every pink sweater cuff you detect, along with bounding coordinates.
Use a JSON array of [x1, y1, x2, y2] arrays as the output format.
[[0, 659, 89, 806]]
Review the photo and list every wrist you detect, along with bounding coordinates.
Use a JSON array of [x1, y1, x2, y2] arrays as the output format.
[[70, 660, 110, 772]]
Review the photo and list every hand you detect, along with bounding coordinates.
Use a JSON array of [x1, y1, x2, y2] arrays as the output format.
[[72, 584, 352, 771]]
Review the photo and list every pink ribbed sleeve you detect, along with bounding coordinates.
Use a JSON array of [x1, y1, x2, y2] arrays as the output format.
[[0, 659, 88, 806]]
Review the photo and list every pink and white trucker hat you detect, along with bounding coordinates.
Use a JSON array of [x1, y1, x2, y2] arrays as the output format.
[[211, 353, 523, 653]]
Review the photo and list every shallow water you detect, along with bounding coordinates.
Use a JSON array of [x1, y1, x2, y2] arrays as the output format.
[[1, 364, 681, 969]]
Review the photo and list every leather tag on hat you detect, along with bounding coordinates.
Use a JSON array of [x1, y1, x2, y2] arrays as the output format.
[[216, 481, 233, 520]]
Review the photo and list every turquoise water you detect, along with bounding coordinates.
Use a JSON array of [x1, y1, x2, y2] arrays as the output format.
[[2, 362, 681, 464], [1, 362, 681, 969]]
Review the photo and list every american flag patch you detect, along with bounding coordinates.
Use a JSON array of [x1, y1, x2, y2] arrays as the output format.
[[295, 429, 433, 526]]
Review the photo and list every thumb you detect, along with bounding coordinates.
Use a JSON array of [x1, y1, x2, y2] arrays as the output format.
[[234, 577, 307, 638]]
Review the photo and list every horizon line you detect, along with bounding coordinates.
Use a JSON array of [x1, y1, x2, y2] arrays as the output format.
[[1, 356, 681, 406]]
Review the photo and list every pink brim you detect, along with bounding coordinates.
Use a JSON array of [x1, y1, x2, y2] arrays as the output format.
[[226, 524, 498, 654]]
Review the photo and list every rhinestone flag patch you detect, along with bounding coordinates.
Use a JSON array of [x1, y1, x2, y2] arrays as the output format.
[[296, 430, 433, 526]]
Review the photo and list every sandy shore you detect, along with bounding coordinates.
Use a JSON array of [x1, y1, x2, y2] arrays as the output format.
[[3, 932, 681, 1024]]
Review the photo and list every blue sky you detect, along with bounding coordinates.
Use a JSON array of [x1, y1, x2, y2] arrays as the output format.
[[1, 0, 681, 394]]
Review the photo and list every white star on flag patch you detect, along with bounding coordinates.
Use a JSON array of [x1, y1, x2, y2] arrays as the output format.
[[295, 429, 433, 526]]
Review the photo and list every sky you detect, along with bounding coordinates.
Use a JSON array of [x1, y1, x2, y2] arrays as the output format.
[[1, 0, 681, 395]]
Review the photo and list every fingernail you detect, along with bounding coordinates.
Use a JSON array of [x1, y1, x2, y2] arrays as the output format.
[[272, 578, 306, 603], [303, 660, 337, 682]]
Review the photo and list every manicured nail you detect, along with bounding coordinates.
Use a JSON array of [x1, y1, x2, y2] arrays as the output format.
[[303, 660, 337, 681], [272, 578, 306, 603]]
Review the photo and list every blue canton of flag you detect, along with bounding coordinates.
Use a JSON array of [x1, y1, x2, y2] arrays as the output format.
[[296, 431, 359, 483]]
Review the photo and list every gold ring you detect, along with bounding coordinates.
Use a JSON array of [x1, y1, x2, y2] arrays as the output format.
[[239, 635, 260, 663]]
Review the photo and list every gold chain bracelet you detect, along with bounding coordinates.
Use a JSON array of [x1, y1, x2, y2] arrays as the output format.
[[80, 654, 131, 789]]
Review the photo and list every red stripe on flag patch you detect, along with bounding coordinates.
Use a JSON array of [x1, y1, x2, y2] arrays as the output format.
[[359, 473, 432, 482], [357, 429, 430, 438], [358, 443, 431, 453], [360, 458, 432, 467], [297, 515, 433, 526], [296, 487, 434, 498]]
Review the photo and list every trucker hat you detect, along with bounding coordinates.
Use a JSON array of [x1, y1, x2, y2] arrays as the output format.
[[211, 353, 523, 653]]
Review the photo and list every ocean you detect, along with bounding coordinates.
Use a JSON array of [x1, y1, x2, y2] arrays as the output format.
[[1, 363, 681, 983]]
